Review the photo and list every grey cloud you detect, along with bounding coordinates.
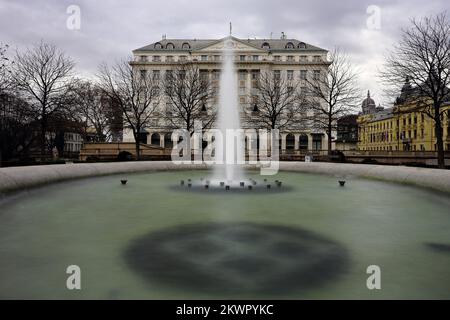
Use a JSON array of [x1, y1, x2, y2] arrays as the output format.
[[0, 0, 448, 106]]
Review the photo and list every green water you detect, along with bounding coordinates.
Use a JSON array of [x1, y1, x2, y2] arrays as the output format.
[[0, 170, 450, 299]]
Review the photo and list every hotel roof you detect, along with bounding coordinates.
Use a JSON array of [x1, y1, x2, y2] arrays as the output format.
[[134, 36, 327, 53]]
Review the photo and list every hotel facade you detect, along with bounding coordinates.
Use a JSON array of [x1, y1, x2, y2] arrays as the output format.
[[124, 36, 332, 153]]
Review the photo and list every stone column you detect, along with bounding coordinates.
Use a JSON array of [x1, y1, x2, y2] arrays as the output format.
[[294, 134, 300, 150], [323, 134, 329, 153], [307, 133, 313, 151], [281, 133, 287, 153], [160, 133, 165, 148]]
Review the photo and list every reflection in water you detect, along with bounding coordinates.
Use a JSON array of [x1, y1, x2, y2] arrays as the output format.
[[124, 223, 349, 295], [425, 242, 450, 253]]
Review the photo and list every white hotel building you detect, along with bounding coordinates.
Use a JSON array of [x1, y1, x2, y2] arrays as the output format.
[[124, 36, 332, 153]]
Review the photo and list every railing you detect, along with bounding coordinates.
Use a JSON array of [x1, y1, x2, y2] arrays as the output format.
[[342, 150, 450, 157]]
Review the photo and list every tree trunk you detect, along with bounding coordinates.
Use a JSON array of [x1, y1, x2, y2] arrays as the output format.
[[434, 104, 445, 168], [40, 115, 47, 159], [135, 142, 140, 161], [327, 116, 332, 156]]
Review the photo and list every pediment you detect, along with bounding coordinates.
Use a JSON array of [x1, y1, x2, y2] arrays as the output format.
[[197, 37, 265, 52]]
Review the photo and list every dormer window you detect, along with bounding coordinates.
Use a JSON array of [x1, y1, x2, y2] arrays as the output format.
[[181, 42, 191, 50], [166, 42, 175, 49], [298, 42, 307, 49], [261, 42, 270, 50], [285, 42, 294, 49], [154, 42, 162, 49]]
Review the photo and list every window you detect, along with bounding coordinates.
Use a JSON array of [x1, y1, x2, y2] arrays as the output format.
[[239, 71, 246, 80], [140, 69, 147, 79], [274, 55, 281, 61], [152, 70, 160, 80], [165, 70, 173, 80], [313, 70, 320, 80], [201, 55, 208, 61], [287, 56, 294, 62], [179, 56, 187, 62], [252, 55, 259, 61], [166, 56, 173, 62], [287, 70, 294, 80], [251, 70, 259, 80], [298, 42, 306, 49], [261, 42, 270, 50], [240, 55, 246, 61], [213, 71, 220, 80], [273, 70, 281, 80], [300, 70, 307, 80], [313, 55, 321, 62], [181, 42, 190, 49], [199, 70, 209, 81], [300, 55, 307, 62], [166, 43, 175, 49], [153, 56, 161, 62], [214, 55, 220, 61], [154, 42, 162, 49], [139, 56, 148, 62], [285, 42, 294, 49]]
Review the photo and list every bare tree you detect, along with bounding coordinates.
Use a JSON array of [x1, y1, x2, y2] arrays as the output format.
[[0, 43, 13, 94], [245, 70, 307, 130], [305, 48, 360, 154], [380, 13, 450, 168], [98, 59, 160, 160], [0, 93, 35, 162], [72, 80, 114, 142], [12, 41, 75, 158], [163, 64, 215, 135]]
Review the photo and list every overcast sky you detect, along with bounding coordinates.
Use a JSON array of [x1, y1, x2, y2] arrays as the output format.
[[0, 0, 448, 108]]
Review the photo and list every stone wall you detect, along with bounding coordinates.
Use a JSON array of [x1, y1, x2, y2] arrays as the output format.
[[1, 161, 450, 194]]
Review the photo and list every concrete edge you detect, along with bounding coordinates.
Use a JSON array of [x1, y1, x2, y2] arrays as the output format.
[[1, 161, 450, 195]]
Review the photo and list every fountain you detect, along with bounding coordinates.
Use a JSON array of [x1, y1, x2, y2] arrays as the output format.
[[213, 38, 245, 184], [177, 37, 283, 192]]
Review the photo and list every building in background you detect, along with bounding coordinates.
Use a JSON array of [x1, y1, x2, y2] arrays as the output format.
[[335, 114, 358, 151], [358, 81, 450, 151], [125, 36, 331, 153]]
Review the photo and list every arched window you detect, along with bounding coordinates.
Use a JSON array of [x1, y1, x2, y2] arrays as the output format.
[[285, 42, 294, 49], [154, 42, 162, 49], [166, 42, 175, 49], [299, 134, 308, 150], [150, 133, 160, 146], [286, 134, 295, 150], [298, 42, 306, 49], [164, 133, 173, 149], [181, 42, 191, 50], [261, 42, 270, 50]]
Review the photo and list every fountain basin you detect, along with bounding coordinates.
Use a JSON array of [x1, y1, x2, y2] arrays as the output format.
[[0, 167, 450, 299]]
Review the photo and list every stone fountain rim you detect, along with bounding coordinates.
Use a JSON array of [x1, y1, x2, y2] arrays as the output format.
[[0, 161, 449, 195]]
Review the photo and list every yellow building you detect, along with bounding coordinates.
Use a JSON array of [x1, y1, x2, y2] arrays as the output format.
[[357, 87, 450, 152]]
